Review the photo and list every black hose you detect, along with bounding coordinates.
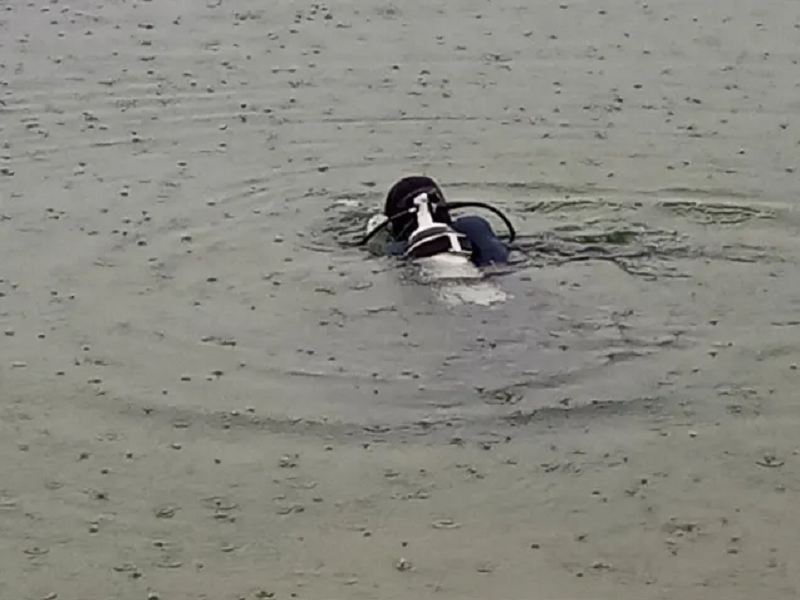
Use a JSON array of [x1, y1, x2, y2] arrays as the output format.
[[442, 201, 516, 243], [357, 207, 416, 246]]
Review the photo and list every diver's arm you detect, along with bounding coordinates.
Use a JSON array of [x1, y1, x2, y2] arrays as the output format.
[[452, 216, 509, 266]]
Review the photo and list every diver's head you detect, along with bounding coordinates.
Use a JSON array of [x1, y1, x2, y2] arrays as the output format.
[[384, 175, 451, 241]]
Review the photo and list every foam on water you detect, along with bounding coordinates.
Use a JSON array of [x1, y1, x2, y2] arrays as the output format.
[[415, 254, 509, 307]]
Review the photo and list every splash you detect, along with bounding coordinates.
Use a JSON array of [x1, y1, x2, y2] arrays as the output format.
[[413, 254, 509, 307]]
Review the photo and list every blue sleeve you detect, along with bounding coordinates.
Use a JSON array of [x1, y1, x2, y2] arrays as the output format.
[[452, 216, 509, 266]]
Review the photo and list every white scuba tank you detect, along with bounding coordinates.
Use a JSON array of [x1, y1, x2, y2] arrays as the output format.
[[404, 193, 471, 262]]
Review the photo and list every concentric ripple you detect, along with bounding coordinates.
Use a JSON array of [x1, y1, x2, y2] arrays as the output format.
[[3, 0, 800, 433]]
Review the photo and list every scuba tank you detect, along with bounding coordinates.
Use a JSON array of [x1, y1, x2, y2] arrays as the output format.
[[403, 192, 472, 260]]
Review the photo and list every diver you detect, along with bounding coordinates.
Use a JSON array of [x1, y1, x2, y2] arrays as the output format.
[[359, 175, 514, 267]]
